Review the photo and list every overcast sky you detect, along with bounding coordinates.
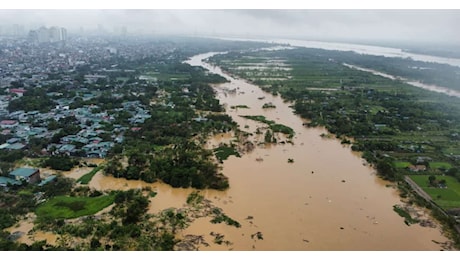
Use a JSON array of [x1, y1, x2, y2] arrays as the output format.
[[0, 9, 459, 46]]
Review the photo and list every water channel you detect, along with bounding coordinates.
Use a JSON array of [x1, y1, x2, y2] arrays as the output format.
[[343, 63, 460, 98]]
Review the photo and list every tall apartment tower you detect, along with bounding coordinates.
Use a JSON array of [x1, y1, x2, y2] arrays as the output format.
[[37, 26, 50, 43], [29, 26, 67, 43], [59, 27, 67, 41]]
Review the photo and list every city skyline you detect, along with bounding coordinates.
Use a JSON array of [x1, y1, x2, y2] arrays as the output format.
[[0, 9, 459, 47]]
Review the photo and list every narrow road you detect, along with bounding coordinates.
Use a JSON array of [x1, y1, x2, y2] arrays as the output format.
[[404, 176, 433, 202]]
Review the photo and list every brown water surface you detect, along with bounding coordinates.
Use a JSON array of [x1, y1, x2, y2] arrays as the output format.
[[89, 52, 453, 250]]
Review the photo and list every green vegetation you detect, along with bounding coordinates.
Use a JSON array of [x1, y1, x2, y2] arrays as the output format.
[[31, 189, 186, 250], [230, 105, 250, 109], [186, 191, 204, 206], [36, 194, 115, 219], [43, 155, 79, 171], [76, 166, 103, 184], [262, 102, 276, 109], [8, 87, 56, 113], [393, 205, 419, 225], [210, 208, 241, 228], [430, 162, 453, 170], [102, 52, 239, 190], [409, 175, 460, 209], [394, 161, 412, 169], [240, 115, 294, 136], [214, 145, 240, 161]]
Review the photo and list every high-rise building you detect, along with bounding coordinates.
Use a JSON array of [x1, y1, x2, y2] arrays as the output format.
[[49, 26, 60, 42], [28, 30, 38, 42], [37, 26, 50, 43], [59, 27, 67, 41], [29, 26, 67, 43]]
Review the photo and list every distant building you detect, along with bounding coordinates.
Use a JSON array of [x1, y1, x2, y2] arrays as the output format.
[[49, 26, 67, 42], [29, 26, 67, 44], [9, 88, 26, 97], [0, 120, 18, 128], [37, 26, 50, 43], [408, 165, 427, 172], [9, 168, 41, 184]]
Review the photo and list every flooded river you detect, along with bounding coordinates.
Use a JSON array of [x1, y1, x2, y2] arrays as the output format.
[[88, 52, 453, 250]]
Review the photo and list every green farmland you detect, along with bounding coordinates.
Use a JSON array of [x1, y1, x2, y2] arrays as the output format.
[[36, 194, 115, 220], [409, 175, 460, 209]]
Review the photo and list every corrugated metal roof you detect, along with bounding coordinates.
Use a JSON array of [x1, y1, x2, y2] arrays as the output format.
[[0, 176, 21, 186], [38, 175, 57, 186], [9, 168, 38, 177]]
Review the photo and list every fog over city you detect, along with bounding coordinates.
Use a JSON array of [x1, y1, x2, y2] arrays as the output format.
[[0, 9, 459, 46]]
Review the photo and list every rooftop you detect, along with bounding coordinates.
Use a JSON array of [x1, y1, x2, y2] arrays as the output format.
[[38, 175, 57, 186], [9, 168, 39, 178], [0, 176, 21, 186]]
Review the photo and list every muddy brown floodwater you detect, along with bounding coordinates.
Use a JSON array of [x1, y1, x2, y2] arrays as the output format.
[[88, 52, 453, 251]]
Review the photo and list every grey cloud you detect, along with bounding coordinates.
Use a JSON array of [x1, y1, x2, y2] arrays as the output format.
[[0, 9, 458, 45]]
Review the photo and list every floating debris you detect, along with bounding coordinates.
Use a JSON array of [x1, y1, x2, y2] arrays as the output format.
[[210, 232, 232, 246], [341, 180, 346, 183], [174, 234, 209, 250], [251, 231, 264, 240]]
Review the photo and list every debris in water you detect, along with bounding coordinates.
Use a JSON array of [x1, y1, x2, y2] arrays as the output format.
[[340, 227, 344, 230], [341, 180, 346, 183], [251, 231, 264, 240]]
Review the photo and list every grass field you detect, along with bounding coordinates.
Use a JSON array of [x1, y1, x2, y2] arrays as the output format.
[[430, 162, 452, 170], [394, 161, 411, 168], [77, 166, 103, 184], [409, 175, 460, 209], [36, 194, 115, 219]]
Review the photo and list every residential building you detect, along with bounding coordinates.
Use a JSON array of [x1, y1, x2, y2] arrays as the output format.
[[9, 168, 41, 184]]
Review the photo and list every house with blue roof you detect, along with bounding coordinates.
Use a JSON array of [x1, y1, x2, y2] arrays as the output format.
[[38, 175, 57, 186], [9, 168, 41, 184], [0, 176, 21, 187]]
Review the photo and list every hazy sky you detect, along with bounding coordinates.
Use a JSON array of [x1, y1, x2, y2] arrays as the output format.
[[0, 9, 459, 45]]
